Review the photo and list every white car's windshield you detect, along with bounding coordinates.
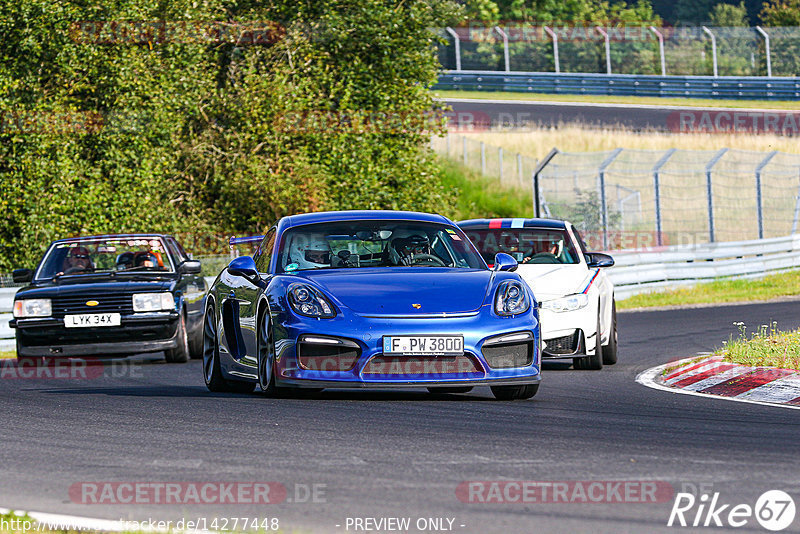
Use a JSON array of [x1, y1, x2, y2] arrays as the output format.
[[276, 220, 485, 273], [37, 237, 174, 279], [464, 228, 581, 265]]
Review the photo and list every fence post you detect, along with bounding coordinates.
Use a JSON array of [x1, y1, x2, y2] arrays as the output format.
[[494, 26, 510, 72], [755, 151, 778, 239], [702, 26, 718, 77], [445, 27, 462, 72], [462, 136, 468, 165], [792, 177, 800, 234], [755, 26, 772, 77], [598, 149, 623, 249], [652, 148, 676, 247], [517, 153, 523, 186], [499, 147, 504, 182], [596, 27, 612, 74], [532, 148, 560, 217], [544, 26, 560, 74], [649, 26, 666, 76], [480, 142, 486, 175], [446, 134, 450, 155], [705, 148, 728, 243]]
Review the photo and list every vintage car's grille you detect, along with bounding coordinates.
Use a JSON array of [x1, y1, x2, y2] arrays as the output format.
[[297, 343, 360, 372], [363, 354, 482, 376], [482, 341, 533, 369], [51, 294, 135, 318], [544, 331, 581, 355]]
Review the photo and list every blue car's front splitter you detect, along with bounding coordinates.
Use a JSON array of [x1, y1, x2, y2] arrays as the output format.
[[272, 307, 541, 388]]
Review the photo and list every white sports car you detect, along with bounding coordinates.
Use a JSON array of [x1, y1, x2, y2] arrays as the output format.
[[458, 218, 616, 370]]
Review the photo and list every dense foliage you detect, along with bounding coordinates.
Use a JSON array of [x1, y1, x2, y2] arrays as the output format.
[[0, 0, 461, 269]]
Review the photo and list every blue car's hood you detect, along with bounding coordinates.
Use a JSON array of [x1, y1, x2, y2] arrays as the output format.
[[296, 268, 492, 315]]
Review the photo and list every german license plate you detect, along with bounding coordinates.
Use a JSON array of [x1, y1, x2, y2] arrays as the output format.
[[383, 335, 463, 356], [64, 313, 121, 328]]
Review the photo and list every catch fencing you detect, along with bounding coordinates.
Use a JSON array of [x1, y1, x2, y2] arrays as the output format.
[[432, 134, 800, 250], [437, 25, 800, 78]]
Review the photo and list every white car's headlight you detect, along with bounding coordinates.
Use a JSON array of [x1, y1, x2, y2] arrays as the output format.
[[541, 294, 589, 313], [494, 281, 530, 316], [132, 293, 175, 312], [13, 299, 52, 318]]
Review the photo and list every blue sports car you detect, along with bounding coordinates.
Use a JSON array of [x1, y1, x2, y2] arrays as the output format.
[[203, 211, 542, 400]]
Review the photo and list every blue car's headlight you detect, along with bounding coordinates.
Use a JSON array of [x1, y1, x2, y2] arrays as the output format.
[[494, 281, 530, 316], [288, 283, 336, 318]]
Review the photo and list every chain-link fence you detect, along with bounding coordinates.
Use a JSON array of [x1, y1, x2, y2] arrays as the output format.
[[432, 134, 800, 250], [437, 26, 800, 77], [431, 134, 539, 189]]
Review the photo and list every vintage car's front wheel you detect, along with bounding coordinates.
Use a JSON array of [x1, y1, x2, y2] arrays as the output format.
[[203, 304, 255, 393], [491, 383, 539, 400], [164, 313, 190, 363]]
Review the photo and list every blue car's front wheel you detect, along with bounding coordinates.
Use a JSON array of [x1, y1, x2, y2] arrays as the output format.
[[257, 310, 276, 394]]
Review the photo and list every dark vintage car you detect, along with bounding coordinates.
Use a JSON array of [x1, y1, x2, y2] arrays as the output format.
[[10, 234, 207, 363]]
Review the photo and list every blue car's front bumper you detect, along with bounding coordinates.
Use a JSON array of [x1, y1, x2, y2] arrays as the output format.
[[272, 304, 541, 388]]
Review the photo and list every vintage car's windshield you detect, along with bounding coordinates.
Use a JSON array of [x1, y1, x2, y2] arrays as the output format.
[[276, 221, 485, 273], [37, 237, 174, 279], [463, 228, 582, 265]]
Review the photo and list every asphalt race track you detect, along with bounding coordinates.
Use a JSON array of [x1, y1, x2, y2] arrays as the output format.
[[443, 98, 777, 132], [2, 300, 800, 533]]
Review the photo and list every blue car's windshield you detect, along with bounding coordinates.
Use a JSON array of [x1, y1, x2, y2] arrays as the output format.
[[277, 220, 485, 273]]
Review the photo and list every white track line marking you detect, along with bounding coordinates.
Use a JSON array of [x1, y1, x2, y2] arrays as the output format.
[[635, 358, 800, 411]]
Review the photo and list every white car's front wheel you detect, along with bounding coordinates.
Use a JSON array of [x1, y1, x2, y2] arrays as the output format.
[[574, 312, 603, 370], [602, 300, 618, 365]]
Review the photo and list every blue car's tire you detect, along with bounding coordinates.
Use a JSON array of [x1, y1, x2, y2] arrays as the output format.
[[257, 310, 277, 395], [203, 304, 254, 393], [491, 383, 539, 400]]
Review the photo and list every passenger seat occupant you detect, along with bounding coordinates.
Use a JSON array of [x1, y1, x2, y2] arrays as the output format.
[[134, 251, 160, 269], [115, 252, 134, 270]]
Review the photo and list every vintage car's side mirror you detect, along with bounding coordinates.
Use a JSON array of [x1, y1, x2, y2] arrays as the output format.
[[12, 268, 33, 283], [178, 260, 202, 274], [585, 252, 615, 268], [493, 253, 518, 272]]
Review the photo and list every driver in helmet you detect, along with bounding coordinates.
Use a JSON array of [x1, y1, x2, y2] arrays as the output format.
[[391, 234, 432, 266], [292, 235, 332, 270]]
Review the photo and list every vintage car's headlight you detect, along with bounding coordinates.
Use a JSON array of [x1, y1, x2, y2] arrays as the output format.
[[288, 284, 336, 318], [494, 281, 530, 316], [132, 292, 175, 312], [13, 299, 52, 318], [541, 293, 589, 313]]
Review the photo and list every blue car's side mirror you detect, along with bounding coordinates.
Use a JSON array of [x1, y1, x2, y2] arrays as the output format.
[[228, 256, 259, 280], [493, 253, 518, 272]]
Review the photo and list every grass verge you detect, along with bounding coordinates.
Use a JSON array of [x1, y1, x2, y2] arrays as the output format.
[[433, 89, 800, 110], [0, 349, 15, 359], [716, 322, 800, 370], [438, 156, 532, 220], [618, 271, 800, 310]]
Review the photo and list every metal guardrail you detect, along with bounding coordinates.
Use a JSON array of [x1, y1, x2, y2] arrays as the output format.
[[436, 72, 800, 100], [608, 234, 800, 299]]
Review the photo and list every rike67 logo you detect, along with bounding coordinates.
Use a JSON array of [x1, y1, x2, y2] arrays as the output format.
[[668, 490, 796, 531]]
